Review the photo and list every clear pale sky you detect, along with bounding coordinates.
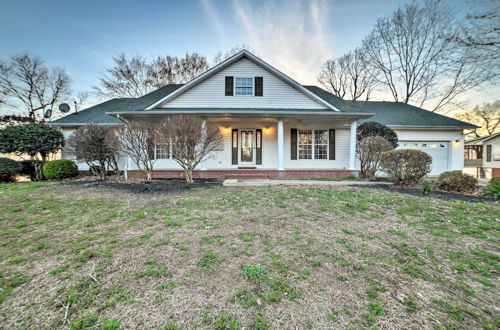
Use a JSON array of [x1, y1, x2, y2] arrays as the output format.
[[0, 0, 495, 112]]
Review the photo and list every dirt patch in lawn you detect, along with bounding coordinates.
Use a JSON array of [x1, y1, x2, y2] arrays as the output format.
[[361, 184, 495, 203], [62, 177, 222, 194]]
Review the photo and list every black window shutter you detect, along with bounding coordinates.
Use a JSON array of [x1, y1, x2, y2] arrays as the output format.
[[255, 77, 263, 96], [225, 76, 234, 96], [232, 129, 238, 164], [256, 129, 262, 165], [486, 144, 492, 162], [291, 128, 297, 160], [329, 129, 336, 160]]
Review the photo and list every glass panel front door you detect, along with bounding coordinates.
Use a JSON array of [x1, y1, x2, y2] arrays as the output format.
[[240, 130, 254, 163]]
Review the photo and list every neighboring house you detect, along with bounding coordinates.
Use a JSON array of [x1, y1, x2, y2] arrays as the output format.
[[464, 132, 500, 179], [49, 50, 476, 179]]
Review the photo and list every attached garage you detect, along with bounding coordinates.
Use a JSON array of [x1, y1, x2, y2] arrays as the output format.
[[398, 141, 450, 175]]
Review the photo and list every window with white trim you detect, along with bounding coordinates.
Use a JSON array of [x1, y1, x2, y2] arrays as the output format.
[[155, 143, 170, 159], [235, 77, 253, 96], [298, 129, 328, 160]]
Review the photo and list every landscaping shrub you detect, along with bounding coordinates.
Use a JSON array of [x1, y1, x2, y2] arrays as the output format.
[[356, 122, 398, 178], [0, 123, 65, 181], [357, 121, 398, 148], [483, 177, 500, 200], [42, 159, 78, 180], [0, 157, 22, 182], [380, 149, 432, 186], [421, 181, 433, 195], [18, 160, 42, 180], [434, 171, 477, 193]]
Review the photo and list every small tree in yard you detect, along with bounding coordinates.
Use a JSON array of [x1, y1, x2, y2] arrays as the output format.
[[0, 123, 64, 180], [114, 120, 160, 182], [160, 116, 223, 184], [65, 125, 120, 180], [356, 121, 398, 178], [356, 136, 393, 178]]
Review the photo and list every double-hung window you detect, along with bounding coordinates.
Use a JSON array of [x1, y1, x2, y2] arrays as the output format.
[[235, 77, 253, 96], [298, 129, 328, 160], [155, 143, 170, 159]]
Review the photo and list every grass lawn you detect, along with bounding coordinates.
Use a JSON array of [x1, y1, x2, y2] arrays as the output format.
[[0, 182, 498, 329]]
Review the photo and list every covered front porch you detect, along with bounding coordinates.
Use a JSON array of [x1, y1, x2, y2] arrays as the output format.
[[112, 110, 372, 179]]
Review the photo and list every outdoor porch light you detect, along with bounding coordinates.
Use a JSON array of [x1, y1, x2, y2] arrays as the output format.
[[455, 139, 460, 143]]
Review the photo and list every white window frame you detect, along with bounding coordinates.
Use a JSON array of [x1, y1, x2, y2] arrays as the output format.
[[154, 143, 171, 160], [234, 77, 254, 96], [298, 129, 329, 160]]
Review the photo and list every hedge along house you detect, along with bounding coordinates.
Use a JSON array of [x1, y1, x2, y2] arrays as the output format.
[[50, 50, 476, 179]]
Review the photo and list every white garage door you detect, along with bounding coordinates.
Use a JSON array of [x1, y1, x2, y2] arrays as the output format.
[[398, 141, 450, 175]]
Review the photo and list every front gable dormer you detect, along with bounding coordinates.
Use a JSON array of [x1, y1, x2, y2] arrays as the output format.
[[149, 51, 338, 110]]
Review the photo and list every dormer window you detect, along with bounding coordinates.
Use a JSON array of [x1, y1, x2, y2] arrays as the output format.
[[235, 77, 253, 96], [225, 76, 263, 96]]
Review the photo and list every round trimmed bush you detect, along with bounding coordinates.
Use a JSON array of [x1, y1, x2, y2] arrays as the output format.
[[380, 149, 432, 186], [435, 171, 477, 193], [0, 157, 22, 182], [42, 159, 78, 180]]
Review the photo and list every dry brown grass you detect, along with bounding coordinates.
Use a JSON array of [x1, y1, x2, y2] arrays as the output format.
[[0, 182, 498, 329]]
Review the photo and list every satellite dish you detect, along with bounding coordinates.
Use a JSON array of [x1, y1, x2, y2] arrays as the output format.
[[59, 103, 71, 113], [44, 109, 52, 118]]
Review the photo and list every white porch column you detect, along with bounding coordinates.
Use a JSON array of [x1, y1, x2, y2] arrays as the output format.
[[277, 119, 284, 170], [349, 120, 357, 170], [200, 119, 207, 170]]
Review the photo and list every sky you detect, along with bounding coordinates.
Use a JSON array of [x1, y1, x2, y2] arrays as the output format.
[[0, 0, 496, 114]]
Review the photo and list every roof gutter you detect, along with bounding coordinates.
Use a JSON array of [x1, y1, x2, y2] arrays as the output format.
[[47, 122, 121, 127], [388, 125, 479, 130], [106, 110, 374, 119]]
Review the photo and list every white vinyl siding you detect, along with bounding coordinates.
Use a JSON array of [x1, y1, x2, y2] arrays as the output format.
[[158, 58, 328, 109], [482, 134, 500, 168]]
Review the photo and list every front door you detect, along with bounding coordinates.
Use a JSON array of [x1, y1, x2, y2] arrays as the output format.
[[240, 130, 254, 164]]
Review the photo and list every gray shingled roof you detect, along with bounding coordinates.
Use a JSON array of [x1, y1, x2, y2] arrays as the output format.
[[50, 83, 476, 129], [49, 98, 134, 125], [50, 84, 183, 126], [303, 86, 477, 128]]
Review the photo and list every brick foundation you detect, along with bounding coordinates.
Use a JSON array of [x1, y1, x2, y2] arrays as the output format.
[[492, 168, 500, 178], [118, 169, 359, 180]]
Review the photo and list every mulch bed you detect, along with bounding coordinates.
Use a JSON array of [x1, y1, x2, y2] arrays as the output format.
[[361, 184, 495, 203], [63, 177, 222, 193]]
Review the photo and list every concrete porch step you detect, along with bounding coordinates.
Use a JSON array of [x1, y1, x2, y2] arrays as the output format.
[[225, 173, 269, 179]]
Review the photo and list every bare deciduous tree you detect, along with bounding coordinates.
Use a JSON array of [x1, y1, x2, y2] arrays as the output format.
[[456, 0, 500, 61], [318, 48, 377, 100], [213, 44, 254, 65], [159, 116, 223, 183], [0, 54, 71, 120], [455, 100, 500, 137], [94, 53, 209, 98], [114, 120, 160, 182], [361, 0, 493, 112], [65, 125, 120, 180], [357, 136, 394, 178]]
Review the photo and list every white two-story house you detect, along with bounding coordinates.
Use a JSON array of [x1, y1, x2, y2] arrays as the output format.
[[50, 50, 475, 179]]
